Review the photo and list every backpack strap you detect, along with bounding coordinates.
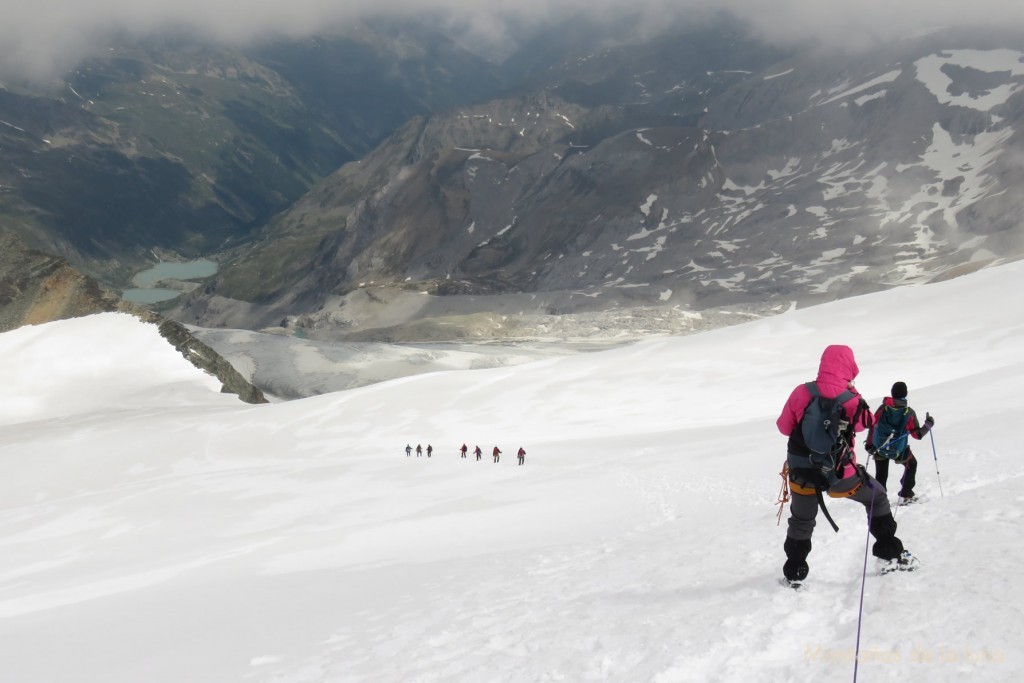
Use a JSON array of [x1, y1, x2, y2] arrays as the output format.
[[835, 389, 858, 410], [804, 381, 856, 408], [815, 488, 841, 533], [844, 395, 867, 432]]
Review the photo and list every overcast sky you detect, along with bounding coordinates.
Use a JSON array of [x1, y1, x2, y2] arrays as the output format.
[[1, 0, 1023, 82]]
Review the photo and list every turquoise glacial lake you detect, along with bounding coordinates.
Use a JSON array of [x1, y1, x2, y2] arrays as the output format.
[[122, 259, 218, 304]]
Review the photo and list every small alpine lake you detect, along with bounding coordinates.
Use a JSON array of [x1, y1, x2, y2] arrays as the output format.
[[122, 259, 218, 304]]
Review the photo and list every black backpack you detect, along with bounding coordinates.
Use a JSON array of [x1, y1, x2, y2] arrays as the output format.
[[800, 382, 859, 485]]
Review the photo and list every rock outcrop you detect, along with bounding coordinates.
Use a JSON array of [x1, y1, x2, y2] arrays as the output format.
[[0, 229, 267, 404]]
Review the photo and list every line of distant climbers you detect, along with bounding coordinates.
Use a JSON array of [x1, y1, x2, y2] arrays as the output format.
[[405, 443, 527, 465]]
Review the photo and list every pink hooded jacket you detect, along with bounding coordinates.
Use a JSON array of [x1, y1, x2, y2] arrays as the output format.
[[777, 344, 871, 479]]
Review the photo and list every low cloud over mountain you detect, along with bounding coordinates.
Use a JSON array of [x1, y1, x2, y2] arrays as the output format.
[[5, 0, 1024, 81]]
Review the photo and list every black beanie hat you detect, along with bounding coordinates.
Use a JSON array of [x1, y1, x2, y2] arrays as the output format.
[[891, 381, 908, 399]]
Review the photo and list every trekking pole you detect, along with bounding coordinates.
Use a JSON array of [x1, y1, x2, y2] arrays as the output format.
[[929, 428, 944, 498], [853, 478, 876, 683]]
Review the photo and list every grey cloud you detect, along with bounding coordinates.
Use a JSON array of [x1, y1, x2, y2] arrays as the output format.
[[2, 0, 1024, 82]]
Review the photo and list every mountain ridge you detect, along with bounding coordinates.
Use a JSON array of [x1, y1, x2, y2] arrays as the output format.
[[0, 23, 503, 286], [172, 26, 1024, 340], [4, 20, 1024, 344]]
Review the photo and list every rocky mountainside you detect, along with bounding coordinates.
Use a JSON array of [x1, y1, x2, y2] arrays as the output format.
[[172, 25, 1024, 340], [0, 229, 266, 403], [0, 23, 501, 286]]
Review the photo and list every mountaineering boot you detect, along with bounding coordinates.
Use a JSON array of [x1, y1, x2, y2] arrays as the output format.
[[783, 537, 812, 585], [869, 513, 905, 560], [879, 550, 920, 574]]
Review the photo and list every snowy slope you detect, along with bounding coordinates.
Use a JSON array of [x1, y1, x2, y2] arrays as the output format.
[[1, 263, 1023, 682], [0, 313, 236, 426]]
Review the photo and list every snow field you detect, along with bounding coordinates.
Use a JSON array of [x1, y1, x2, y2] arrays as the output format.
[[1, 261, 1024, 681]]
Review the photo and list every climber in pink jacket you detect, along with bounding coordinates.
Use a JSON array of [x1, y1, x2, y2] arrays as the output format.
[[776, 345, 909, 585], [777, 343, 871, 480]]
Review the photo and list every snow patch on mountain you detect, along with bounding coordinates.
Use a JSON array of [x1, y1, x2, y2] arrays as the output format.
[[764, 67, 794, 80], [818, 70, 902, 106], [915, 49, 1024, 111]]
